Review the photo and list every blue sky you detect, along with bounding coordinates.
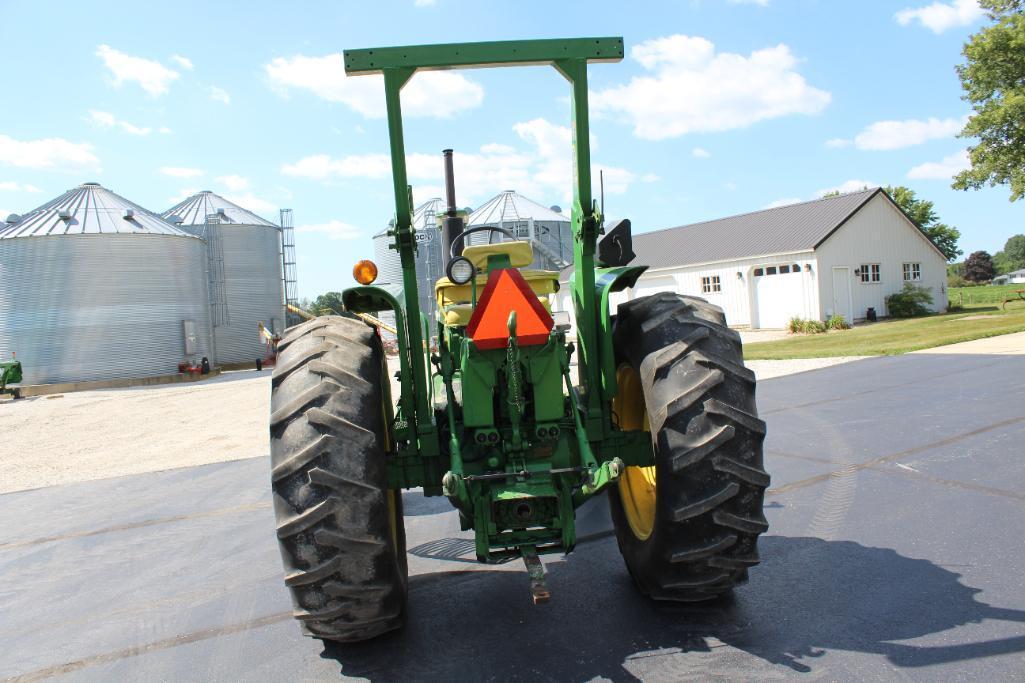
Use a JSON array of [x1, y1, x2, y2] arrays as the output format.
[[0, 0, 1019, 298]]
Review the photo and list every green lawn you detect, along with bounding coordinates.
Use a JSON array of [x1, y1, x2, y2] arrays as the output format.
[[948, 283, 1025, 306], [743, 304, 1025, 359]]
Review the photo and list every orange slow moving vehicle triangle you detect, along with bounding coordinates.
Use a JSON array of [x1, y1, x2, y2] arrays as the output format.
[[466, 268, 554, 350]]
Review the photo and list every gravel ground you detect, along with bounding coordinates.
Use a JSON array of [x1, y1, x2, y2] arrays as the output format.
[[1, 355, 870, 495], [1, 370, 271, 495]]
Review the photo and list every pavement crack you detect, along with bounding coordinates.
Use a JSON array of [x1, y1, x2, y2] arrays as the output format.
[[767, 413, 1025, 499]]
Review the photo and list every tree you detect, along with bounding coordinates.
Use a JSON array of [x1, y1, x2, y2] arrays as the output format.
[[963, 250, 996, 282], [1005, 233, 1025, 265], [884, 186, 963, 261], [312, 291, 346, 314], [953, 0, 1025, 201]]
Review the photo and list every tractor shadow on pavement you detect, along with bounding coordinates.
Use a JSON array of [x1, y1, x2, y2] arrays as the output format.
[[319, 535, 1025, 680]]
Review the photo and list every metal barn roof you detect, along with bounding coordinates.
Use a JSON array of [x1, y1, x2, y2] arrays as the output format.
[[560, 188, 908, 279], [0, 183, 197, 239], [162, 190, 277, 227], [468, 190, 568, 226]]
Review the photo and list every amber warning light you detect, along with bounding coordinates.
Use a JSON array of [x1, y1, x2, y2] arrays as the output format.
[[466, 268, 553, 350], [353, 259, 378, 285]]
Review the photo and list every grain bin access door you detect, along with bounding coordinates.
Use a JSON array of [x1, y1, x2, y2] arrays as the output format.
[[183, 320, 198, 356]]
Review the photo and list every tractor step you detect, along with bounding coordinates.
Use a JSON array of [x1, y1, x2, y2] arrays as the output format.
[[521, 546, 550, 605]]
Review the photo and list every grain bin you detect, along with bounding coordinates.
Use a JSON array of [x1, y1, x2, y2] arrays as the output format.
[[467, 190, 571, 271], [372, 197, 446, 332], [0, 182, 213, 385], [163, 191, 285, 365]]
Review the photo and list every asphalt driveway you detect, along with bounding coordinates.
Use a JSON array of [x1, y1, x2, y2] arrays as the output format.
[[2, 350, 1025, 681]]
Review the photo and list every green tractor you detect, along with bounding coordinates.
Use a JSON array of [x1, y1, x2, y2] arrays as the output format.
[[269, 37, 768, 642]]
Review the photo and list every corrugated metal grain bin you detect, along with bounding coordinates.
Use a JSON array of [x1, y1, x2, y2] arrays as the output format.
[[163, 191, 285, 365], [372, 197, 445, 332], [0, 183, 213, 384]]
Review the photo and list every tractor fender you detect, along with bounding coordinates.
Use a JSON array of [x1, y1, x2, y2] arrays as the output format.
[[592, 265, 648, 400], [342, 286, 416, 440]]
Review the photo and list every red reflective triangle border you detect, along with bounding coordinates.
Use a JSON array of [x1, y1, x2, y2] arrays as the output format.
[[466, 268, 554, 350]]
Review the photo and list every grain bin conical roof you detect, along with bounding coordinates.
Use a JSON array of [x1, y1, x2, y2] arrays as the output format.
[[0, 182, 195, 239], [467, 190, 567, 226], [163, 190, 277, 227]]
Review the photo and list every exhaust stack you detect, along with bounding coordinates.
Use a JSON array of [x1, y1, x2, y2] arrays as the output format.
[[441, 149, 464, 268]]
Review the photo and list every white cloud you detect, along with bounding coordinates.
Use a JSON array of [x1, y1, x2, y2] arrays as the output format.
[[816, 180, 877, 196], [0, 134, 100, 172], [88, 109, 153, 136], [95, 44, 179, 96], [825, 137, 852, 148], [0, 182, 42, 192], [282, 153, 393, 180], [591, 35, 830, 140], [170, 54, 194, 70], [852, 116, 964, 151], [907, 150, 970, 179], [168, 187, 200, 204], [158, 126, 172, 134], [209, 86, 231, 104], [763, 197, 802, 209], [223, 192, 277, 217], [641, 173, 660, 183], [283, 117, 637, 205], [895, 0, 984, 33], [265, 53, 483, 119], [160, 166, 203, 178], [692, 147, 711, 158], [297, 219, 362, 240], [481, 143, 515, 155], [414, 0, 437, 5], [216, 174, 250, 191]]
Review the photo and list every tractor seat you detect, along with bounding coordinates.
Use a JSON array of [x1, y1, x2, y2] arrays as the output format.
[[435, 242, 560, 326], [441, 298, 554, 327]]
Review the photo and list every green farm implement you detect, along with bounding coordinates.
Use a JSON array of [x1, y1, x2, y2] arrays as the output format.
[[1, 356, 22, 396], [269, 37, 769, 642]]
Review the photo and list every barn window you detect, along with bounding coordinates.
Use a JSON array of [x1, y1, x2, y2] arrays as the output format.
[[903, 263, 921, 281], [860, 263, 881, 283], [779, 265, 790, 274], [753, 268, 764, 276], [701, 275, 721, 293], [766, 266, 777, 275], [793, 263, 801, 272]]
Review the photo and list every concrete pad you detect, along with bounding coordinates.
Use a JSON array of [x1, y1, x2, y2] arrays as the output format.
[[914, 330, 1025, 355]]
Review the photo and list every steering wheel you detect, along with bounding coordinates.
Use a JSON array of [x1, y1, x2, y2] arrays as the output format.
[[449, 226, 517, 260]]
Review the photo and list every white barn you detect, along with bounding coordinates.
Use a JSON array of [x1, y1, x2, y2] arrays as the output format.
[[556, 188, 949, 329]]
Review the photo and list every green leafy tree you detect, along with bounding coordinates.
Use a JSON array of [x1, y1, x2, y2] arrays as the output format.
[[312, 291, 346, 315], [1004, 233, 1025, 266], [953, 0, 1025, 201], [884, 186, 963, 261], [963, 250, 996, 282]]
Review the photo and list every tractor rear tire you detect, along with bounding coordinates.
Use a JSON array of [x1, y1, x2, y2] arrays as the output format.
[[270, 315, 407, 642], [609, 292, 769, 601]]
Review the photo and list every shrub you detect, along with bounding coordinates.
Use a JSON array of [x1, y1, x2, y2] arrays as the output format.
[[826, 314, 850, 330], [804, 319, 827, 334], [886, 283, 934, 318], [787, 316, 804, 334]]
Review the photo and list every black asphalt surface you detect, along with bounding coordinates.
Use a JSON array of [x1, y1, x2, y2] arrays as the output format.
[[3, 352, 1025, 681]]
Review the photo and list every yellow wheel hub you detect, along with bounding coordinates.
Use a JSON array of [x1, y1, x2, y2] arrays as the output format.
[[613, 363, 656, 541]]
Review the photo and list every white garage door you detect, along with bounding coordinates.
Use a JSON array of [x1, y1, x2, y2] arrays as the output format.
[[753, 264, 806, 328]]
